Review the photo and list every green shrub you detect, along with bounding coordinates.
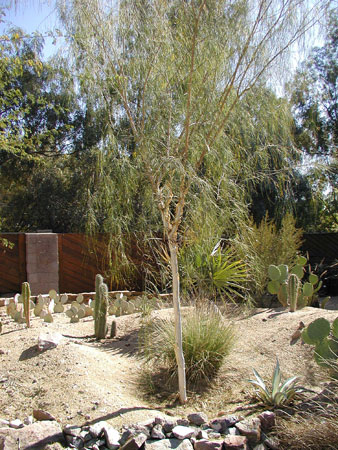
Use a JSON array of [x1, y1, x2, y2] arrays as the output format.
[[233, 213, 303, 302], [139, 307, 235, 384]]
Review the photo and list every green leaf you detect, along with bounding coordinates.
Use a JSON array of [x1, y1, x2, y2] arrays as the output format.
[[271, 358, 282, 397]]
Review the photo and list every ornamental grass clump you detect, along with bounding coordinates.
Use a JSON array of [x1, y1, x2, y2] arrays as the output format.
[[139, 306, 235, 384]]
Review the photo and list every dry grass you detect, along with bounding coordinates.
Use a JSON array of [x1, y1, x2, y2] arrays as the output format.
[[276, 380, 338, 449]]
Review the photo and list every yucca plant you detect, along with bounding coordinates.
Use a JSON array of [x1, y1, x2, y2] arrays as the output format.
[[248, 359, 304, 407], [195, 241, 247, 300]]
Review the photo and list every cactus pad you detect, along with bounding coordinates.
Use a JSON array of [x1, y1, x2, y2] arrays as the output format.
[[302, 282, 314, 297], [332, 317, 338, 339], [296, 255, 307, 266], [290, 264, 304, 279], [279, 264, 288, 282], [307, 318, 331, 342], [268, 280, 279, 295], [268, 265, 281, 281], [309, 273, 319, 285]]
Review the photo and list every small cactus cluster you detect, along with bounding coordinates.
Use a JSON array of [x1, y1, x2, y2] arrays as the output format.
[[302, 317, 338, 370], [267, 256, 324, 311], [6, 290, 35, 325], [66, 294, 93, 323], [108, 293, 162, 317], [34, 290, 59, 323], [52, 290, 69, 313]]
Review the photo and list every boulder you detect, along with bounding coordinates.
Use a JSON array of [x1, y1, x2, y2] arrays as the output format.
[[0, 421, 64, 450], [172, 426, 195, 440], [144, 438, 193, 449], [119, 432, 148, 450], [187, 413, 208, 426], [224, 435, 248, 449], [194, 439, 223, 449]]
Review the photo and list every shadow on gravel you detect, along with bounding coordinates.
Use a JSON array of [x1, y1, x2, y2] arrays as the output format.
[[85, 406, 164, 426]]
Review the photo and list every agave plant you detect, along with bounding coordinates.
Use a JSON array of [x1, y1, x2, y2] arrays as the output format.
[[248, 359, 304, 407]]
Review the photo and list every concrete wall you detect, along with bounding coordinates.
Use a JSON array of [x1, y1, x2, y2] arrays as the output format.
[[25, 233, 59, 295]]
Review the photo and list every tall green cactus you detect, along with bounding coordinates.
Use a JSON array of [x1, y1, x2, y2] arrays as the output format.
[[288, 274, 300, 312], [22, 282, 31, 328], [94, 274, 104, 335], [94, 274, 108, 339]]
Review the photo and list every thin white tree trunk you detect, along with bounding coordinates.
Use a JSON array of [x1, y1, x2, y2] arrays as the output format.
[[168, 239, 187, 404]]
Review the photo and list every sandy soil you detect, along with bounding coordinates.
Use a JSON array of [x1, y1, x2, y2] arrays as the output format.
[[0, 303, 337, 429]]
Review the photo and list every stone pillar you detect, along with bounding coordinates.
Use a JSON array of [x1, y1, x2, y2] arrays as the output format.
[[25, 233, 59, 295]]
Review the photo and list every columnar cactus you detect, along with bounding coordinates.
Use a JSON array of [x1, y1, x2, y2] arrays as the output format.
[[95, 275, 108, 340], [288, 274, 300, 312], [94, 274, 104, 335], [21, 282, 31, 328]]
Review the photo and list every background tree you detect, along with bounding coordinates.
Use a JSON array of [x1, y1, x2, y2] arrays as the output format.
[[59, 0, 330, 403], [291, 9, 338, 230]]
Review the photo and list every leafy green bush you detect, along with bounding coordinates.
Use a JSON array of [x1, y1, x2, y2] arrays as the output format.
[[139, 307, 235, 384]]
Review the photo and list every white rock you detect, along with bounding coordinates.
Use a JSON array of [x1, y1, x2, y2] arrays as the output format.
[[37, 332, 63, 351], [9, 419, 24, 429], [172, 425, 195, 440]]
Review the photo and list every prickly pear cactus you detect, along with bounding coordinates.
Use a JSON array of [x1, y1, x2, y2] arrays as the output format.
[[302, 317, 338, 370], [267, 256, 325, 310], [54, 294, 68, 313], [66, 301, 86, 323]]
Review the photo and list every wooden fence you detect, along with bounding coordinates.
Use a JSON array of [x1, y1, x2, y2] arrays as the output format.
[[0, 233, 150, 295], [0, 233, 26, 294], [301, 233, 338, 266], [1, 232, 337, 296], [58, 233, 144, 293]]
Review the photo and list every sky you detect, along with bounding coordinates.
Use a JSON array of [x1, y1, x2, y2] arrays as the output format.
[[0, 0, 326, 64], [0, 0, 62, 59]]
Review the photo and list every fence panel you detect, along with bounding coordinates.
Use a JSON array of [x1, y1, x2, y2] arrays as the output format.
[[302, 233, 338, 266], [0, 233, 26, 295], [58, 233, 145, 293]]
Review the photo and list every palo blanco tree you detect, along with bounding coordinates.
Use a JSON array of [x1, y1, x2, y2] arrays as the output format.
[[58, 0, 331, 403]]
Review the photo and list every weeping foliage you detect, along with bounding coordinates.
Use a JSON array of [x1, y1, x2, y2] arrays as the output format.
[[56, 0, 328, 295]]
